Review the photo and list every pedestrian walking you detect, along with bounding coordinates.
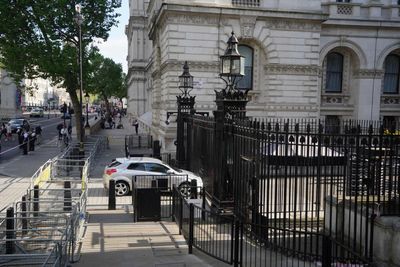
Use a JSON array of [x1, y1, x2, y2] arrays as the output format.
[[35, 125, 42, 145], [22, 130, 29, 155], [133, 119, 139, 135], [61, 125, 70, 147], [29, 130, 36, 151], [6, 123, 12, 141], [0, 123, 6, 141], [67, 124, 72, 140], [57, 123, 63, 145], [17, 128, 24, 148]]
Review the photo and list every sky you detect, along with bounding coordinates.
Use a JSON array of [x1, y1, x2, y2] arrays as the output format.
[[96, 0, 129, 73]]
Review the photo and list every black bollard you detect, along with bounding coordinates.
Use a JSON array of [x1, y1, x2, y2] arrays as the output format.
[[33, 185, 39, 217], [190, 179, 197, 199], [322, 235, 332, 267], [151, 179, 157, 188], [108, 180, 116, 210], [153, 140, 161, 160], [21, 195, 28, 235], [6, 207, 15, 254], [64, 181, 72, 211]]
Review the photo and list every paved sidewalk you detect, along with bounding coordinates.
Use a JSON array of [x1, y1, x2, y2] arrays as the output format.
[[0, 138, 61, 211], [75, 117, 229, 267]]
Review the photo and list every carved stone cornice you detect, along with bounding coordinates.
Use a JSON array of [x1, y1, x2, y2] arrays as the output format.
[[321, 93, 351, 106], [354, 69, 384, 79], [160, 60, 219, 74], [162, 12, 222, 26], [263, 19, 321, 32], [381, 95, 400, 105], [265, 64, 321, 76]]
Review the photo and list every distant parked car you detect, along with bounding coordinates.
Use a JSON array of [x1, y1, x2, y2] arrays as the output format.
[[30, 108, 44, 117], [103, 157, 203, 196], [8, 119, 30, 133]]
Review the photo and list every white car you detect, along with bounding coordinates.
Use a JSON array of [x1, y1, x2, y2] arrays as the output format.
[[103, 157, 203, 196]]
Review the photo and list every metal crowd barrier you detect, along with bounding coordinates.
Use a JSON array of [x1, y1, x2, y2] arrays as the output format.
[[0, 135, 105, 266]]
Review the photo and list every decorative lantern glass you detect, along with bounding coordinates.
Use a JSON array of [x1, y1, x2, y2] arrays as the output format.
[[178, 61, 193, 96], [219, 32, 245, 78]]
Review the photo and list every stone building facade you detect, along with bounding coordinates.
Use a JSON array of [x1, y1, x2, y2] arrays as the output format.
[[0, 69, 21, 119], [126, 0, 400, 151]]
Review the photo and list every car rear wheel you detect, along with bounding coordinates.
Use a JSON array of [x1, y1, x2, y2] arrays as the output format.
[[115, 181, 130, 196], [178, 182, 192, 198]]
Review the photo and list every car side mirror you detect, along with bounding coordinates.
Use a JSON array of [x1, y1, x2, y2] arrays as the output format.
[[166, 170, 174, 174]]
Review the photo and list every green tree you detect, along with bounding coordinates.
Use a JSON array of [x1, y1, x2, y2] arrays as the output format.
[[86, 52, 126, 116], [0, 0, 121, 141]]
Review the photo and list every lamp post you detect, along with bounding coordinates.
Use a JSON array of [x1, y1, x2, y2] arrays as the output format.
[[219, 31, 245, 92], [175, 61, 195, 168], [74, 4, 84, 153], [211, 31, 248, 210], [85, 92, 90, 128]]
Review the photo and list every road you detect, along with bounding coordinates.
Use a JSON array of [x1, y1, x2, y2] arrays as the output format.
[[0, 114, 75, 162]]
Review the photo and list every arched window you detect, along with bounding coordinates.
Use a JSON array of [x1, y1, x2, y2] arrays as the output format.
[[237, 45, 253, 90], [326, 52, 344, 93], [383, 54, 400, 94]]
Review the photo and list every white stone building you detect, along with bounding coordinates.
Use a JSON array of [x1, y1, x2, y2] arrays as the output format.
[[126, 0, 400, 150], [23, 77, 70, 109], [0, 69, 21, 119]]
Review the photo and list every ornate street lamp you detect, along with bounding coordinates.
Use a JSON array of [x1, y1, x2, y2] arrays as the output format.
[[178, 61, 193, 97], [166, 61, 195, 123], [216, 31, 248, 120], [85, 92, 90, 128], [219, 31, 245, 92]]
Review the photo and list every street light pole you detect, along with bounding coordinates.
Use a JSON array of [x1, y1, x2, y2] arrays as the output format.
[[75, 4, 84, 154], [85, 92, 90, 128]]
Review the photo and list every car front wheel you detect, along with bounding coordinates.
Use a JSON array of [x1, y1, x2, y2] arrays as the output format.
[[115, 181, 130, 196]]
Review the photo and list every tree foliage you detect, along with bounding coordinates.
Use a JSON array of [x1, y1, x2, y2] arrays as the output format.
[[87, 52, 126, 102], [86, 51, 126, 115], [0, 0, 121, 137]]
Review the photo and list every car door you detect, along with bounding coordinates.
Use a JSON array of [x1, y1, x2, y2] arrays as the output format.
[[125, 163, 149, 188], [144, 163, 172, 189]]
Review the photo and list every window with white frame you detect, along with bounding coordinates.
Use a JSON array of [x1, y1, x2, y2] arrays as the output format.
[[326, 52, 344, 93], [237, 45, 253, 91], [383, 54, 400, 94]]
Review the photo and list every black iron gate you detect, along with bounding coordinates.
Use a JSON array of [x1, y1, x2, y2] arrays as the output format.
[[179, 116, 400, 266]]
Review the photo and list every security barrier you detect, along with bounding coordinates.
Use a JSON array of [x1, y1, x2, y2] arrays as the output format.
[[0, 136, 105, 266]]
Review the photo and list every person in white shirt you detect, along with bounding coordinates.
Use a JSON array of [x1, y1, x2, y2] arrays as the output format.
[[5, 123, 12, 141]]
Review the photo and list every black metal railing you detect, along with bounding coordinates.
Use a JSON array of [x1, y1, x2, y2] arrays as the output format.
[[124, 134, 153, 157], [178, 117, 400, 266]]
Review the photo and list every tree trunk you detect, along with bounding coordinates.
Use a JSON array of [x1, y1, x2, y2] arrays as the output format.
[[68, 88, 84, 142], [103, 94, 111, 118]]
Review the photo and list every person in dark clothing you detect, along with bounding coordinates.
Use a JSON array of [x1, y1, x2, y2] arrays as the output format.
[[29, 131, 36, 151], [133, 119, 139, 135], [22, 130, 29, 155], [35, 125, 42, 145], [57, 123, 63, 140], [68, 124, 72, 136], [17, 128, 24, 148]]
